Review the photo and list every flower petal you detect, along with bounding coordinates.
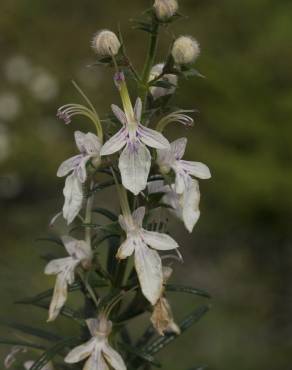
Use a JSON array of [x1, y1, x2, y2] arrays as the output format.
[[116, 237, 135, 259], [111, 104, 127, 125], [84, 351, 109, 370], [182, 179, 201, 233], [61, 235, 91, 260], [48, 273, 68, 321], [74, 131, 86, 152], [180, 160, 211, 179], [170, 138, 187, 160], [174, 167, 188, 194], [134, 98, 142, 122], [62, 173, 83, 225], [142, 230, 179, 250], [134, 242, 163, 305], [57, 155, 82, 177], [119, 143, 151, 195], [132, 206, 145, 227], [76, 154, 91, 183], [102, 343, 127, 370], [44, 257, 73, 275], [82, 132, 102, 155], [139, 125, 170, 150], [100, 128, 127, 156], [65, 338, 96, 363]]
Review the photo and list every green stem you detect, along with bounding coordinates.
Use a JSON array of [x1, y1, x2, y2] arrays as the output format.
[[85, 181, 94, 245], [140, 20, 159, 110]]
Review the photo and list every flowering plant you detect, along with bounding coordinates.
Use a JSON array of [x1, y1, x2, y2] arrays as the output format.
[[3, 1, 211, 369]]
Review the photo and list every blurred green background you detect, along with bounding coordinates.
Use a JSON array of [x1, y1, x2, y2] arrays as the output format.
[[1, 0, 292, 369]]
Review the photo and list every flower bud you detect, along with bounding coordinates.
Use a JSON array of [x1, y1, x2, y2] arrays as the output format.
[[92, 30, 121, 57], [149, 63, 178, 100], [172, 36, 200, 65], [153, 0, 178, 21]]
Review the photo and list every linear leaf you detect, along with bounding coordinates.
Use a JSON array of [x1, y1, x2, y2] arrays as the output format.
[[165, 284, 211, 298], [120, 342, 161, 368], [0, 339, 45, 350], [91, 179, 115, 194], [0, 321, 61, 342], [36, 236, 63, 246], [92, 207, 118, 221], [29, 337, 80, 370], [144, 305, 210, 355]]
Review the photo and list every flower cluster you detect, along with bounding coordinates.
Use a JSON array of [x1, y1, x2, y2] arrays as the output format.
[[4, 1, 212, 370]]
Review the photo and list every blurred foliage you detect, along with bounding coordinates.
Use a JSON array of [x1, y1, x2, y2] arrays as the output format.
[[0, 0, 292, 369]]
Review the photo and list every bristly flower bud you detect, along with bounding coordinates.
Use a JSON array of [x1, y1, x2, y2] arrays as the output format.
[[172, 36, 200, 65], [91, 29, 121, 57], [149, 63, 178, 100], [153, 0, 178, 21]]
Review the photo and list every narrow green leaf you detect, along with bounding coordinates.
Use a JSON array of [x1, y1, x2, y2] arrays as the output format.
[[144, 305, 210, 355], [165, 284, 211, 298], [29, 337, 80, 370], [91, 179, 115, 194], [0, 321, 61, 342], [120, 342, 161, 368], [92, 207, 118, 221], [0, 339, 45, 350], [36, 236, 63, 246]]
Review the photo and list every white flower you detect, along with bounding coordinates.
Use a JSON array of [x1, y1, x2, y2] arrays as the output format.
[[148, 177, 201, 233], [101, 75, 170, 195], [151, 266, 180, 336], [65, 315, 126, 370], [157, 137, 211, 194], [117, 207, 179, 304], [44, 236, 92, 321], [149, 63, 178, 100], [57, 131, 102, 183], [172, 36, 200, 65], [57, 131, 102, 224], [153, 0, 178, 21], [92, 30, 121, 57], [24, 361, 54, 370]]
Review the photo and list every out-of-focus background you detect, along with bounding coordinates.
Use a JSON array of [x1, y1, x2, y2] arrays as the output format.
[[1, 0, 291, 369]]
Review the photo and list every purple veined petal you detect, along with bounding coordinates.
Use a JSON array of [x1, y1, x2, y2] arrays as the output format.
[[134, 242, 163, 305], [132, 206, 145, 227], [57, 155, 82, 177], [142, 230, 179, 251], [82, 132, 102, 155], [74, 131, 87, 153], [61, 235, 91, 260], [134, 97, 142, 122], [180, 160, 211, 179], [100, 128, 127, 156], [139, 125, 170, 150], [44, 257, 73, 275], [76, 154, 91, 183], [170, 138, 187, 160], [119, 142, 151, 195], [173, 167, 189, 194], [111, 104, 127, 125]]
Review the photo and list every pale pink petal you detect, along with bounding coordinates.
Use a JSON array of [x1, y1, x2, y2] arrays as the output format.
[[74, 131, 87, 152], [84, 350, 109, 370], [61, 236, 91, 260], [119, 143, 151, 195], [100, 128, 127, 156], [86, 319, 99, 336], [47, 273, 68, 321], [44, 257, 73, 275], [134, 98, 142, 122], [139, 125, 170, 150], [65, 338, 96, 363], [57, 155, 82, 177], [180, 160, 211, 179], [132, 206, 145, 227], [170, 138, 187, 160], [102, 343, 127, 370], [142, 230, 179, 250], [76, 154, 91, 183], [62, 173, 83, 225], [116, 237, 135, 259], [134, 242, 163, 305], [182, 179, 201, 233], [82, 133, 102, 155], [111, 104, 127, 125]]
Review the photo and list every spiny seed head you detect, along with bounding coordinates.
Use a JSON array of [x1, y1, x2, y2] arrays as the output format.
[[91, 29, 121, 57], [149, 63, 178, 100], [153, 0, 178, 21], [172, 36, 200, 65]]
